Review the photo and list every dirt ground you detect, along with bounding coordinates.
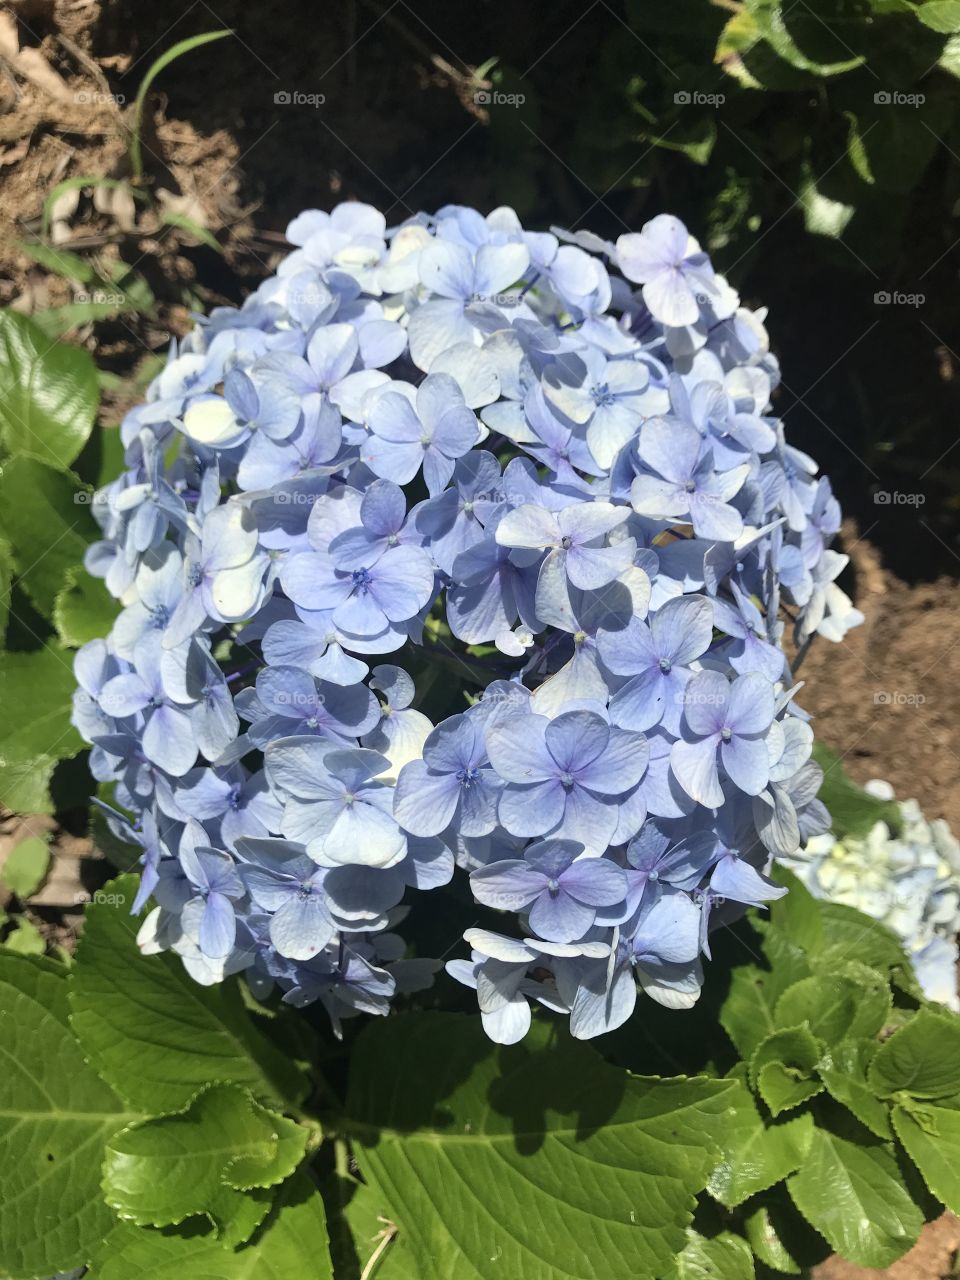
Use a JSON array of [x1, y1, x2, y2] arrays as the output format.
[[1, 2, 959, 1276]]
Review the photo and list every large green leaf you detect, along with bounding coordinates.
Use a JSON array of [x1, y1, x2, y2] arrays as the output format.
[[102, 1082, 307, 1239], [68, 876, 310, 1114], [719, 964, 778, 1058], [786, 1129, 923, 1267], [818, 1040, 892, 1138], [0, 645, 85, 813], [346, 1012, 735, 1280], [53, 564, 118, 647], [916, 0, 960, 31], [0, 455, 97, 616], [0, 311, 98, 471], [891, 1100, 960, 1213], [811, 742, 901, 837], [706, 1071, 813, 1208], [867, 1007, 960, 1099], [774, 966, 891, 1044], [665, 1228, 754, 1280], [94, 1172, 332, 1279], [0, 953, 135, 1278]]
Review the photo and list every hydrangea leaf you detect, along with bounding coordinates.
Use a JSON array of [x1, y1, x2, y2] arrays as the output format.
[[0, 456, 96, 616], [102, 1082, 307, 1237], [0, 953, 137, 1278], [663, 1228, 754, 1280], [773, 965, 891, 1044], [757, 1063, 823, 1117], [346, 1012, 735, 1280], [323, 1171, 418, 1279], [1, 834, 50, 899], [0, 534, 13, 640], [742, 1203, 801, 1275], [891, 1100, 960, 1213], [867, 1007, 960, 1099], [0, 646, 85, 813], [749, 1025, 822, 1090], [719, 964, 778, 1059], [0, 310, 98, 472], [706, 1070, 813, 1208], [916, 2, 960, 34], [785, 1129, 923, 1268], [68, 876, 311, 1113], [818, 1040, 892, 1138], [813, 902, 922, 998], [766, 866, 823, 952], [93, 1171, 332, 1279], [53, 565, 118, 647], [810, 743, 901, 837]]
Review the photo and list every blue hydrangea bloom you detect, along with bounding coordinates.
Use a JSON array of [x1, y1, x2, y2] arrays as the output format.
[[74, 200, 856, 1043]]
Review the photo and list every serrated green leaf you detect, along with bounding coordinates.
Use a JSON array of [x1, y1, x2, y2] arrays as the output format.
[[0, 953, 136, 1278], [707, 1070, 813, 1208], [891, 1100, 960, 1212], [346, 1012, 735, 1280], [0, 646, 85, 813], [0, 311, 98, 471], [664, 1228, 755, 1280], [815, 901, 916, 992], [786, 1129, 923, 1267], [819, 1040, 892, 1138], [774, 966, 891, 1044], [94, 1171, 332, 1279], [750, 1025, 823, 1116], [868, 1007, 960, 1099], [743, 1202, 801, 1274], [757, 1062, 823, 1117], [917, 0, 960, 30], [1, 835, 50, 898], [720, 964, 778, 1058], [102, 1083, 304, 1241], [68, 875, 311, 1114], [0, 455, 97, 616], [53, 565, 118, 646]]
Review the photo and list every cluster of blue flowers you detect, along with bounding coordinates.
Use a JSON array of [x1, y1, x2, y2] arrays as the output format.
[[74, 202, 860, 1042]]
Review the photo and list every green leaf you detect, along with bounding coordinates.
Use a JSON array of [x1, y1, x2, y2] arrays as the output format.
[[53, 564, 118, 646], [786, 1129, 923, 1267], [707, 1070, 813, 1208], [750, 1025, 824, 1115], [323, 1169, 417, 1279], [939, 31, 960, 74], [102, 1083, 306, 1242], [94, 1171, 332, 1279], [811, 742, 901, 837], [0, 311, 98, 471], [1, 834, 50, 898], [664, 1228, 755, 1280], [818, 1040, 892, 1138], [346, 1012, 735, 1280], [743, 1202, 801, 1274], [2, 917, 46, 955], [745, 0, 865, 74], [0, 953, 135, 1277], [916, 0, 960, 30], [868, 1007, 960, 1099], [0, 455, 97, 616], [0, 646, 85, 813], [814, 901, 920, 997], [719, 964, 778, 1058], [891, 1100, 960, 1212], [0, 534, 13, 640], [68, 876, 311, 1114], [774, 965, 891, 1044]]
